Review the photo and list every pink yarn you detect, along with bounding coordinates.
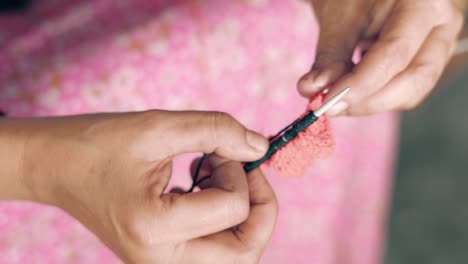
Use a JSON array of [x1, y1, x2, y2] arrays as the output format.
[[267, 93, 334, 177]]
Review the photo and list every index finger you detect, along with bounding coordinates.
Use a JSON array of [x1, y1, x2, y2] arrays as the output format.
[[229, 168, 278, 249], [325, 2, 439, 111], [154, 155, 250, 243], [182, 168, 278, 263]]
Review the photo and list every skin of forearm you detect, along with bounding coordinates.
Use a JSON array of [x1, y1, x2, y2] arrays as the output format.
[[0, 118, 35, 201]]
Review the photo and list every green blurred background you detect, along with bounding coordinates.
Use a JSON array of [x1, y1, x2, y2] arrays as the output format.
[[385, 52, 468, 263]]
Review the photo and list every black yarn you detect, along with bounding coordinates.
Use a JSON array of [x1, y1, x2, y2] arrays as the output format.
[[187, 154, 207, 193]]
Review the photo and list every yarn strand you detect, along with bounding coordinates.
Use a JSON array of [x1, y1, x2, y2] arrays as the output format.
[[187, 153, 207, 193]]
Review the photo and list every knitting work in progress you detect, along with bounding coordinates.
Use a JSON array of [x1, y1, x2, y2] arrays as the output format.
[[195, 91, 336, 187], [190, 92, 335, 191], [266, 92, 334, 177]]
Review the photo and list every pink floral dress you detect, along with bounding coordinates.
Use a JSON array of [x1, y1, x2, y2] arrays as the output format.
[[0, 0, 399, 263]]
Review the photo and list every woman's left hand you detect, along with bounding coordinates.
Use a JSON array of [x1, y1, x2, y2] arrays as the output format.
[[299, 0, 464, 116]]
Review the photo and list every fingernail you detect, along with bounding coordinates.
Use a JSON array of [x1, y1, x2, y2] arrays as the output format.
[[314, 72, 329, 89], [246, 130, 268, 154], [326, 101, 348, 116], [300, 71, 323, 92]]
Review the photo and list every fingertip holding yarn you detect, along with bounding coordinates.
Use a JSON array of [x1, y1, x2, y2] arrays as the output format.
[[266, 93, 334, 177]]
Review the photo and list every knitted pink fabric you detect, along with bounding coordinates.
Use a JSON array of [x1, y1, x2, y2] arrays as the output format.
[[268, 93, 334, 177], [0, 1, 399, 263]]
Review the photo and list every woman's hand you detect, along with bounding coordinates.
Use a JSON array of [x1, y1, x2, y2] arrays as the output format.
[[299, 0, 464, 116], [0, 111, 277, 264]]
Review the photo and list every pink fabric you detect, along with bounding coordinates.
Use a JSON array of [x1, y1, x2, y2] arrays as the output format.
[[0, 0, 399, 263]]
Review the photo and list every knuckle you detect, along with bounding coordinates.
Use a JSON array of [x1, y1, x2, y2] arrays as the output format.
[[314, 38, 356, 66], [226, 192, 250, 223], [414, 63, 440, 88], [436, 38, 453, 60], [425, 67, 441, 85], [435, 0, 463, 26], [406, 85, 427, 110], [382, 35, 412, 61], [314, 49, 348, 66], [401, 97, 423, 110], [210, 111, 237, 131], [399, 66, 437, 111], [345, 71, 374, 103], [209, 111, 241, 146]]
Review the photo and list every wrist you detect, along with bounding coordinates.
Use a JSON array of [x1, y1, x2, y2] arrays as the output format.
[[0, 118, 36, 201]]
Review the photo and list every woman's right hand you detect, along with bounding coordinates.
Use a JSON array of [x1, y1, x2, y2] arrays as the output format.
[[0, 110, 278, 264], [299, 0, 464, 116]]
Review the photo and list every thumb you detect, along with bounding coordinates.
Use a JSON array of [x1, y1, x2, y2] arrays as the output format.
[[162, 111, 269, 162], [298, 1, 370, 97]]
